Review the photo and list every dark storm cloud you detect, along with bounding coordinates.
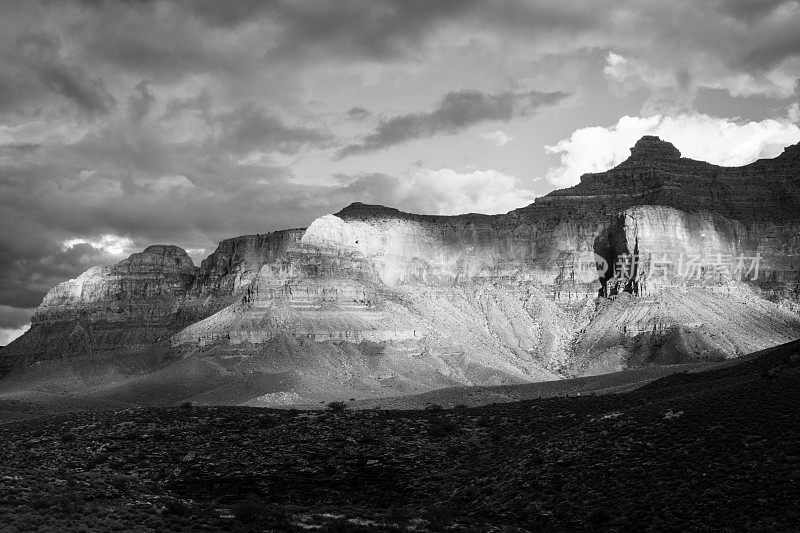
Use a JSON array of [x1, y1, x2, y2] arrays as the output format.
[[128, 80, 155, 124], [347, 107, 371, 121], [6, 32, 116, 117], [0, 306, 33, 329], [0, 239, 108, 309], [0, 144, 41, 153], [162, 90, 213, 123], [187, 0, 483, 59], [218, 105, 332, 155], [63, 0, 593, 78], [336, 89, 568, 158], [718, 0, 790, 22], [739, 31, 800, 71], [713, 1, 800, 72], [33, 1, 800, 101]]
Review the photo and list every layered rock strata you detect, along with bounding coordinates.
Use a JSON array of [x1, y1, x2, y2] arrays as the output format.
[[2, 137, 800, 403]]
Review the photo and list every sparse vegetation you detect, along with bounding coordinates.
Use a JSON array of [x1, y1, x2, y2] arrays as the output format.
[[162, 497, 193, 517], [327, 401, 348, 412], [426, 417, 459, 439], [232, 500, 265, 524], [0, 342, 797, 531]]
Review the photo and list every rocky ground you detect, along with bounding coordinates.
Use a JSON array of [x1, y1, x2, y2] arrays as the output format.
[[1, 340, 798, 532]]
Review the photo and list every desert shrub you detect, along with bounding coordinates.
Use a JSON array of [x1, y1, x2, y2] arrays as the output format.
[[425, 403, 443, 412], [109, 474, 129, 491], [179, 401, 194, 410], [551, 473, 564, 492], [488, 428, 503, 442], [476, 416, 493, 428], [30, 492, 57, 511], [30, 490, 81, 514], [322, 518, 361, 532], [85, 452, 110, 469], [761, 369, 779, 380], [56, 493, 80, 515], [324, 518, 407, 532], [445, 444, 461, 457], [427, 418, 459, 439], [390, 506, 411, 521], [425, 503, 454, 531], [589, 507, 611, 528], [232, 500, 266, 524], [523, 508, 553, 531], [327, 401, 348, 412], [163, 497, 193, 517], [454, 486, 480, 503], [358, 434, 376, 444]]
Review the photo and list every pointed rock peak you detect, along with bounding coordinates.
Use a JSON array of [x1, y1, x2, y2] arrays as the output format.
[[627, 135, 681, 162]]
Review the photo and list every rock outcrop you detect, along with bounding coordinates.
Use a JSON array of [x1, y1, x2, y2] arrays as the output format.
[[2, 136, 799, 404], [33, 245, 196, 326]]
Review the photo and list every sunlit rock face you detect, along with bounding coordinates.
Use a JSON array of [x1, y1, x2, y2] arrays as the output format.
[[3, 137, 800, 402], [2, 245, 197, 376], [33, 245, 196, 325]]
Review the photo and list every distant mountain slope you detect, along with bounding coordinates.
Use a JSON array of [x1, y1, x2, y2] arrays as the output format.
[[1, 136, 799, 404]]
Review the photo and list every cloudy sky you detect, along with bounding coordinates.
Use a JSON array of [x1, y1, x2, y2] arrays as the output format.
[[2, 0, 800, 344]]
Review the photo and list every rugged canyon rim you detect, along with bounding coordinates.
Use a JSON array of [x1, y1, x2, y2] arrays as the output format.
[[1, 135, 799, 408]]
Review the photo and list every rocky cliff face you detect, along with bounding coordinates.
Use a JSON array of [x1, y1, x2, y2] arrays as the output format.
[[3, 137, 800, 404], [33, 245, 196, 325]]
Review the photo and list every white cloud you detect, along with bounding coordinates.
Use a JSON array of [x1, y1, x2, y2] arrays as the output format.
[[149, 174, 195, 192], [603, 49, 799, 112], [407, 168, 536, 215], [0, 324, 29, 346], [602, 52, 659, 91], [602, 52, 696, 113], [63, 234, 134, 256], [603, 52, 629, 79], [0, 120, 92, 146], [480, 130, 514, 147], [185, 248, 207, 264], [545, 114, 800, 187]]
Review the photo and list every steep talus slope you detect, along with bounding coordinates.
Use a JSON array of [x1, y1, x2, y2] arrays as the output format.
[[2, 136, 799, 405]]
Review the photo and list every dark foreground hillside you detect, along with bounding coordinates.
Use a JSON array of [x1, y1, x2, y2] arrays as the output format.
[[1, 341, 799, 532]]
